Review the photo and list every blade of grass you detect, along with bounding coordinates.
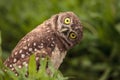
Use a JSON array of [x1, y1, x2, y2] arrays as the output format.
[[28, 54, 37, 78], [0, 31, 2, 57], [0, 31, 2, 66], [99, 68, 111, 80]]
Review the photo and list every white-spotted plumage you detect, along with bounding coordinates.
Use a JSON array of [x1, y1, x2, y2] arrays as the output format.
[[18, 65, 22, 69], [19, 50, 22, 53], [4, 12, 83, 76], [21, 54, 25, 58], [13, 58, 17, 62]]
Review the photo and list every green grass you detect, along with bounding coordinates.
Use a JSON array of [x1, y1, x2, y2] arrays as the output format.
[[0, 54, 68, 80]]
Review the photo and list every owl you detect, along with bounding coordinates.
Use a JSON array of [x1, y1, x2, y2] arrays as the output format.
[[4, 12, 83, 76]]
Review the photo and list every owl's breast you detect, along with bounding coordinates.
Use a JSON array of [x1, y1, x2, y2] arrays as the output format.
[[50, 46, 67, 69]]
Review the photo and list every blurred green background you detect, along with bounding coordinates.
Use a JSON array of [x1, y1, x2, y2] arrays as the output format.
[[0, 0, 120, 80]]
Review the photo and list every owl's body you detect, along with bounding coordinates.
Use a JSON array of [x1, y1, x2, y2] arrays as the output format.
[[4, 12, 83, 76]]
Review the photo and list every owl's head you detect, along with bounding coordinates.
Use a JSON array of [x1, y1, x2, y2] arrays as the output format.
[[54, 12, 83, 49]]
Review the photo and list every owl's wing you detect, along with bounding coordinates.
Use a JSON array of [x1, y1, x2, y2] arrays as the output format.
[[4, 24, 56, 75]]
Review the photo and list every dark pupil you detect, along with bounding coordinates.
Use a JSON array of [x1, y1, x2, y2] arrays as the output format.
[[72, 34, 74, 36], [66, 20, 69, 22]]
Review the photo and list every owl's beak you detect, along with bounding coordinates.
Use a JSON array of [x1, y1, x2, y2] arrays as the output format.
[[60, 27, 69, 33]]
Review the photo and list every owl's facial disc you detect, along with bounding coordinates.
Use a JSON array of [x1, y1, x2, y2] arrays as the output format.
[[57, 12, 83, 49]]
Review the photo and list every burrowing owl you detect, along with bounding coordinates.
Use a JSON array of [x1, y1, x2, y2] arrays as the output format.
[[4, 12, 83, 76]]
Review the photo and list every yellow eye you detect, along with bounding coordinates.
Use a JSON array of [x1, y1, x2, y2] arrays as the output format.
[[69, 32, 77, 39], [64, 18, 71, 24]]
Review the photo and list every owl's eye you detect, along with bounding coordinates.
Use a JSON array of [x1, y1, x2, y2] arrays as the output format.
[[69, 32, 77, 39], [64, 18, 71, 25]]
